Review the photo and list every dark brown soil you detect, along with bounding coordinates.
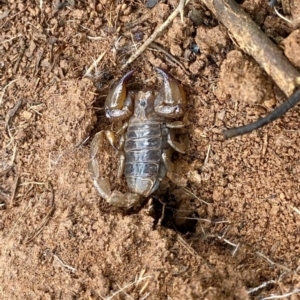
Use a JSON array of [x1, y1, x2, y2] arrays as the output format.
[[1, 0, 300, 299]]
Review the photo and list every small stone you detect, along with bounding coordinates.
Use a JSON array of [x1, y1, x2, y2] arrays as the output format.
[[22, 111, 32, 120]]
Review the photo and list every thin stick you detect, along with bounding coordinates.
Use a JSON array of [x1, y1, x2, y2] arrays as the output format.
[[6, 100, 23, 130], [0, 79, 18, 105], [247, 280, 276, 294], [121, 0, 190, 69], [19, 181, 46, 186], [201, 0, 300, 97], [181, 186, 211, 205], [204, 144, 211, 164], [157, 200, 167, 226], [177, 235, 199, 257], [10, 144, 17, 166], [10, 175, 19, 206], [200, 0, 300, 139], [0, 35, 23, 45], [34, 48, 44, 77], [87, 36, 105, 40], [149, 42, 190, 74], [175, 216, 212, 223], [13, 41, 26, 74], [53, 254, 76, 272], [26, 184, 55, 243], [106, 275, 153, 300], [84, 51, 107, 77], [256, 251, 291, 272], [260, 288, 300, 300], [290, 206, 300, 215]]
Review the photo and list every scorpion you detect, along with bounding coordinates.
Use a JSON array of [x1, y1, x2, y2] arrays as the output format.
[[88, 68, 187, 208]]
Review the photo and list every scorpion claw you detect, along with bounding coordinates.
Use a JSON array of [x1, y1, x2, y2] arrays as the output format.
[[105, 70, 134, 121], [154, 68, 186, 118]]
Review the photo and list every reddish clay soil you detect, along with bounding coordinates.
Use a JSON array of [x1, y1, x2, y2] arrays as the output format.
[[1, 0, 300, 299]]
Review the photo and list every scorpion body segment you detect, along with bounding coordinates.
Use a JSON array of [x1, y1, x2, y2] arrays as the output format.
[[89, 69, 187, 208], [124, 93, 169, 197]]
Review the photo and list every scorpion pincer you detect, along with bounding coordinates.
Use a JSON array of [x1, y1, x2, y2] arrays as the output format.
[[88, 68, 187, 208]]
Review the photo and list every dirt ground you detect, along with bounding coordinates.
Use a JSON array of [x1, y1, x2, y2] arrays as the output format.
[[1, 0, 300, 299]]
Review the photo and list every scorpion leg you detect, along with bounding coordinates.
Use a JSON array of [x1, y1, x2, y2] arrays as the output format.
[[106, 121, 129, 152], [162, 148, 175, 172], [167, 129, 186, 154], [166, 112, 189, 128], [89, 131, 141, 208]]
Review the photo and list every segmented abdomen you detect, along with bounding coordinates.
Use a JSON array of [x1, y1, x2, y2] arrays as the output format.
[[124, 121, 168, 197]]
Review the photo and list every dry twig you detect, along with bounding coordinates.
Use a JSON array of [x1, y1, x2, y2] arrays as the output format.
[[291, 206, 300, 215], [103, 272, 153, 300], [177, 235, 199, 257], [200, 0, 300, 139], [26, 183, 55, 243], [260, 288, 300, 300], [9, 175, 19, 207], [247, 280, 276, 294], [149, 42, 190, 74], [256, 251, 291, 272], [0, 79, 18, 105], [53, 254, 76, 273], [122, 0, 190, 69], [181, 186, 211, 205], [84, 51, 107, 77], [201, 0, 300, 96]]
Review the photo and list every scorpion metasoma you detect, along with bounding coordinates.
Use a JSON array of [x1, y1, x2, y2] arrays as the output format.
[[88, 68, 187, 208]]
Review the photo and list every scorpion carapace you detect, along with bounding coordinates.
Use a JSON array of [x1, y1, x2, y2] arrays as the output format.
[[88, 68, 188, 208]]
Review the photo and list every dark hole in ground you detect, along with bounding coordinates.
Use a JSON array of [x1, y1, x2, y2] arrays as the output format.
[[150, 193, 199, 234]]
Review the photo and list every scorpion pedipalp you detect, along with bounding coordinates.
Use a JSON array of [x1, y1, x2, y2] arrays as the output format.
[[105, 70, 135, 121], [154, 67, 186, 118]]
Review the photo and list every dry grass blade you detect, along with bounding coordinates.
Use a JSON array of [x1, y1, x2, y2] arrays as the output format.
[[103, 273, 153, 300], [84, 51, 107, 77], [260, 288, 300, 300], [9, 175, 19, 207], [256, 251, 291, 272], [247, 280, 276, 294], [177, 235, 199, 257], [0, 79, 18, 106], [180, 187, 211, 205], [290, 206, 300, 215], [26, 183, 55, 243], [52, 254, 76, 273]]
